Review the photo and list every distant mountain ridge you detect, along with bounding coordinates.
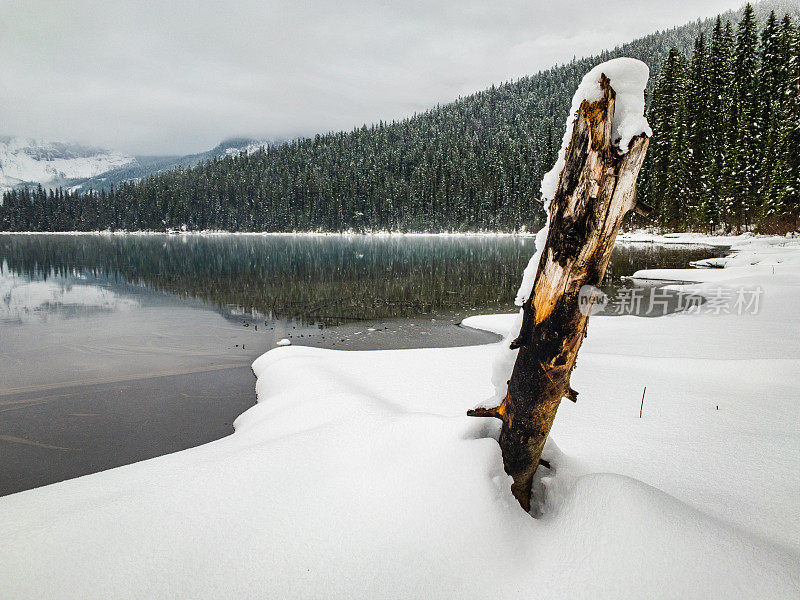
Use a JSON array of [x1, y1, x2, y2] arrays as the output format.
[[70, 138, 279, 192], [0, 137, 276, 193], [0, 136, 136, 193]]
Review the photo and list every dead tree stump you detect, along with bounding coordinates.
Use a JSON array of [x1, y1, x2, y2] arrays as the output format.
[[468, 74, 649, 511]]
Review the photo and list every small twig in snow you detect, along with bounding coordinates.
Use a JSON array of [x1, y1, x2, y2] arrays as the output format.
[[639, 386, 647, 418]]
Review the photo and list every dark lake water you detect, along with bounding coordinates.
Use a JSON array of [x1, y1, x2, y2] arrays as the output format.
[[0, 233, 722, 495], [0, 233, 721, 327]]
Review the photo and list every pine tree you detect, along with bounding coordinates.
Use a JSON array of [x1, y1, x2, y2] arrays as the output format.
[[759, 11, 783, 130], [642, 48, 689, 227], [707, 18, 736, 230], [686, 33, 716, 229], [665, 94, 691, 228], [715, 21, 741, 230], [761, 19, 800, 229], [730, 3, 761, 230]]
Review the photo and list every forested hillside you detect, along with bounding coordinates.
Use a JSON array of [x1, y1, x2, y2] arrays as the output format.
[[2, 1, 797, 233], [640, 4, 800, 233]]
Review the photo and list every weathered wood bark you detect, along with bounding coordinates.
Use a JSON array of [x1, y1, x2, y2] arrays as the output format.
[[468, 74, 649, 511]]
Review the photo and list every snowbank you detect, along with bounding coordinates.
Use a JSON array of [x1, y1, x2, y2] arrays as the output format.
[[0, 236, 798, 598], [617, 230, 797, 247], [625, 232, 800, 284]]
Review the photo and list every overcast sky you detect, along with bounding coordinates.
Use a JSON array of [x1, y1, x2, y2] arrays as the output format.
[[2, 0, 745, 155]]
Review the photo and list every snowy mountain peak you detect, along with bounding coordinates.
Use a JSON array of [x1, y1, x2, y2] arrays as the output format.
[[0, 136, 279, 194], [0, 136, 136, 193]]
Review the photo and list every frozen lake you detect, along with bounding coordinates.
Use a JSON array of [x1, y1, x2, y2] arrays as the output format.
[[0, 233, 721, 495]]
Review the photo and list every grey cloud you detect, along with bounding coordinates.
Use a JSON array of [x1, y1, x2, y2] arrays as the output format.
[[1, 0, 743, 155]]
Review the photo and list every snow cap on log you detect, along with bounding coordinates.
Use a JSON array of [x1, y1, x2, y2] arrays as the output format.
[[514, 57, 651, 308], [542, 57, 652, 202], [486, 58, 652, 404]]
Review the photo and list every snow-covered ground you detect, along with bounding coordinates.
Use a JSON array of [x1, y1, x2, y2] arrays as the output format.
[[0, 233, 797, 599], [618, 229, 796, 245]]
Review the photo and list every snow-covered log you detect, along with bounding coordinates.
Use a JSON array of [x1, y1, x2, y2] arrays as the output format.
[[469, 63, 650, 510]]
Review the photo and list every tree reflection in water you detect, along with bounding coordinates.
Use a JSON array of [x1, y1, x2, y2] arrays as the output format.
[[0, 234, 722, 326]]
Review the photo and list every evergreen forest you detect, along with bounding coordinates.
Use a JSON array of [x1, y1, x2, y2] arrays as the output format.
[[1, 3, 797, 233]]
